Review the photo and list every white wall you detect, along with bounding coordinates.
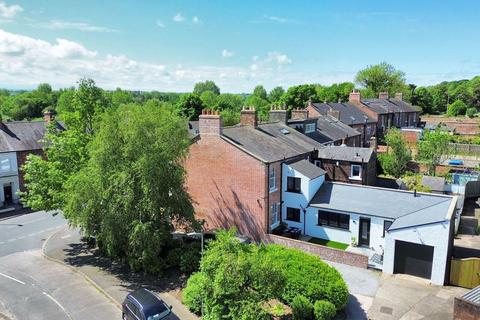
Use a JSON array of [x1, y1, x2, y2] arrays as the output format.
[[0, 152, 18, 177], [0, 153, 20, 205], [383, 221, 451, 285], [0, 176, 20, 204]]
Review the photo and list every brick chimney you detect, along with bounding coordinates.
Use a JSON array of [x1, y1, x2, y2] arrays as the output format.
[[291, 108, 308, 120], [327, 108, 340, 120], [240, 106, 257, 127], [349, 90, 361, 103], [394, 93, 403, 101], [370, 136, 377, 151], [199, 109, 222, 136], [379, 92, 389, 99], [269, 105, 288, 124], [43, 110, 55, 122]]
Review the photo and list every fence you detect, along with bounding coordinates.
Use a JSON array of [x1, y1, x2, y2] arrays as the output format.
[[450, 257, 480, 289], [265, 234, 369, 268], [449, 143, 480, 155]]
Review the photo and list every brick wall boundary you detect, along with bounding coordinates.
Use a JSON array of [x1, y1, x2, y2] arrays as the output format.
[[265, 234, 369, 268]]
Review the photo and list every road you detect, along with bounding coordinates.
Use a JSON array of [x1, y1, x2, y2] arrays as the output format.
[[0, 211, 120, 320]]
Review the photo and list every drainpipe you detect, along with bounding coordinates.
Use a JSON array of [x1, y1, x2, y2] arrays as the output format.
[[266, 162, 270, 234]]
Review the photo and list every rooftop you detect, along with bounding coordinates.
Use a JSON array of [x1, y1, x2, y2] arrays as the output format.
[[288, 159, 325, 180], [312, 102, 376, 125], [309, 182, 455, 230], [316, 145, 374, 163], [314, 115, 361, 143]]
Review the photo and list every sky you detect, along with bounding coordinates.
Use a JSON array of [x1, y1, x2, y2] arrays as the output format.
[[0, 0, 479, 93]]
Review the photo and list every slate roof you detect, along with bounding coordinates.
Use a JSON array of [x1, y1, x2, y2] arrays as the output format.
[[315, 115, 361, 142], [362, 99, 403, 114], [389, 98, 422, 112], [222, 122, 325, 163], [309, 182, 455, 230], [316, 145, 374, 162], [0, 121, 65, 153], [288, 159, 325, 179], [188, 121, 199, 138], [311, 102, 376, 126]]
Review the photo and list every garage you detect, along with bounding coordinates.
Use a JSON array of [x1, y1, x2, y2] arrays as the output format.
[[394, 240, 434, 280]]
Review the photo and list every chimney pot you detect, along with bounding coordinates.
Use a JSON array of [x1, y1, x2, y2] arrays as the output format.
[[349, 90, 361, 103], [240, 106, 258, 127], [43, 110, 55, 122], [395, 92, 403, 101], [291, 108, 309, 120], [269, 108, 288, 124], [379, 92, 389, 99]]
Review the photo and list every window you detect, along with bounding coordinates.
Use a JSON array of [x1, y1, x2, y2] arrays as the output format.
[[0, 158, 11, 173], [286, 207, 301, 222], [366, 125, 371, 136], [270, 203, 279, 226], [350, 165, 362, 180], [269, 166, 276, 191], [383, 220, 393, 237], [286, 177, 301, 193], [304, 123, 315, 133], [314, 160, 322, 168], [318, 210, 350, 230]]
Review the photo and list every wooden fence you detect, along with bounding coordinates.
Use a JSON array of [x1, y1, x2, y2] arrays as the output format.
[[450, 257, 480, 289], [449, 143, 480, 155]]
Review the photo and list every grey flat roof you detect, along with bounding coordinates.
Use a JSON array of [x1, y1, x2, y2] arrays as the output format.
[[312, 103, 376, 126], [317, 145, 374, 163], [309, 182, 455, 230], [222, 122, 324, 163], [288, 159, 325, 179], [0, 121, 65, 152]]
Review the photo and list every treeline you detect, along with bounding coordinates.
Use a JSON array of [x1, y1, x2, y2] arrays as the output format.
[[0, 63, 478, 125]]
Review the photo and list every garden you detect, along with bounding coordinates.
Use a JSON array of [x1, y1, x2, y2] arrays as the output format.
[[182, 229, 349, 320]]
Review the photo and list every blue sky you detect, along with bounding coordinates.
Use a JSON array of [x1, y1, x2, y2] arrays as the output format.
[[0, 0, 479, 92]]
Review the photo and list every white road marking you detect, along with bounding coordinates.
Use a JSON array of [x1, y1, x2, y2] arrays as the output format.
[[0, 272, 26, 285], [43, 292, 73, 320], [60, 235, 71, 240]]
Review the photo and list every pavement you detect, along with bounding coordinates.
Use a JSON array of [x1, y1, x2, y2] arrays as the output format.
[[43, 225, 198, 320], [0, 210, 120, 319]]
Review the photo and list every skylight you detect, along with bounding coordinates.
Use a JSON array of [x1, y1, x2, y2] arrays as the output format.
[[280, 128, 290, 135]]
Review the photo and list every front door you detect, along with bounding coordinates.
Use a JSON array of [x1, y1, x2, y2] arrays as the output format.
[[359, 217, 370, 247], [3, 184, 12, 205]]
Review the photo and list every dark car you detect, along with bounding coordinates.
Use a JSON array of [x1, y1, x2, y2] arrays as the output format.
[[122, 288, 172, 320]]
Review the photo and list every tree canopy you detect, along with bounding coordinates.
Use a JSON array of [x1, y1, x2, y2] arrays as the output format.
[[193, 80, 220, 96], [355, 62, 407, 98], [418, 129, 451, 176], [378, 128, 411, 178]]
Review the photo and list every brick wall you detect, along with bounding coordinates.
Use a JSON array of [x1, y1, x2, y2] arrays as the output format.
[[453, 297, 480, 320], [265, 234, 368, 268], [185, 134, 269, 241], [320, 158, 376, 186], [16, 149, 43, 192]]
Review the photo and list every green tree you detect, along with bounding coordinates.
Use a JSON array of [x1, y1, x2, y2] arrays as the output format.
[[253, 85, 268, 100], [447, 100, 468, 116], [355, 62, 407, 97], [418, 129, 450, 176], [64, 101, 197, 273], [378, 128, 411, 178], [268, 86, 285, 103], [411, 87, 433, 114], [55, 89, 76, 115], [200, 90, 218, 109], [466, 107, 477, 118], [176, 93, 204, 120], [280, 84, 318, 110], [214, 93, 244, 111], [244, 95, 269, 121], [429, 83, 449, 114], [193, 80, 220, 96], [109, 88, 134, 107]]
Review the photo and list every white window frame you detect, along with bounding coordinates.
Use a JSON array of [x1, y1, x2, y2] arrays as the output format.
[[269, 166, 277, 192], [0, 158, 11, 173], [270, 203, 279, 227], [350, 164, 362, 180], [304, 123, 315, 133]]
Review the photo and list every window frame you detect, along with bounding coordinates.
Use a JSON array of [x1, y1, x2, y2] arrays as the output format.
[[270, 203, 279, 226], [269, 166, 277, 192], [350, 164, 362, 180], [286, 176, 301, 193], [286, 207, 301, 222], [304, 122, 316, 133], [383, 220, 393, 237], [318, 210, 350, 230], [0, 158, 11, 173]]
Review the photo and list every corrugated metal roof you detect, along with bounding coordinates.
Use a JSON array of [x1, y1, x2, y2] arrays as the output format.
[[462, 286, 480, 304]]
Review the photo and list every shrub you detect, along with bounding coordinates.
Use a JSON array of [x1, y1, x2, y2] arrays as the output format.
[[314, 300, 336, 320], [466, 107, 477, 118], [265, 244, 349, 310], [291, 295, 313, 320], [447, 100, 467, 116], [182, 272, 206, 314]]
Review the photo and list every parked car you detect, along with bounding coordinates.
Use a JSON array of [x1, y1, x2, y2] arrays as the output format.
[[122, 288, 172, 320]]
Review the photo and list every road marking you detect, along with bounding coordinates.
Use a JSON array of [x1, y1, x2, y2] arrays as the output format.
[[0, 272, 26, 285], [60, 234, 71, 240], [43, 292, 73, 320]]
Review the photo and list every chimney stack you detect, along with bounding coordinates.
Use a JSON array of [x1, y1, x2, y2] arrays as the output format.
[[43, 110, 55, 122], [349, 90, 361, 103], [327, 108, 340, 120], [370, 136, 377, 151], [394, 93, 403, 101], [269, 105, 288, 124], [240, 106, 258, 127], [199, 109, 222, 136], [291, 108, 309, 120], [379, 92, 389, 99]]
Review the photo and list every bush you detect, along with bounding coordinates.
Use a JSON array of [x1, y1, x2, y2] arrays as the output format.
[[165, 240, 201, 274], [182, 272, 206, 314], [466, 107, 477, 118], [314, 300, 336, 320], [266, 244, 349, 310], [447, 100, 468, 116], [291, 295, 313, 320]]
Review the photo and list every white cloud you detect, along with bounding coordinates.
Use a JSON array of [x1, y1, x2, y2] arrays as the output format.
[[0, 1, 22, 19], [265, 15, 287, 23], [267, 51, 292, 65], [222, 49, 234, 58], [192, 16, 201, 24], [156, 19, 165, 28], [45, 20, 118, 33], [173, 13, 185, 22], [250, 64, 258, 71]]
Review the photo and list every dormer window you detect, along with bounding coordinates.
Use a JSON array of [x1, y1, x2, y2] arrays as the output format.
[[304, 123, 315, 133]]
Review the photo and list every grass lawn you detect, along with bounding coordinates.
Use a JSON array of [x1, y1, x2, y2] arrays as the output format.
[[308, 237, 349, 250]]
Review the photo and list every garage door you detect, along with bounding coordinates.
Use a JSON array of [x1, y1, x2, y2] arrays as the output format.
[[394, 240, 434, 280]]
